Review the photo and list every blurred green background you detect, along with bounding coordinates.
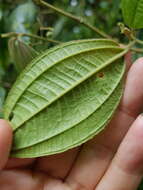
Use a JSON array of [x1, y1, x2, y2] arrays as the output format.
[[0, 1, 143, 188]]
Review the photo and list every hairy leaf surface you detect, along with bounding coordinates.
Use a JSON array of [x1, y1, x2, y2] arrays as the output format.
[[4, 39, 126, 158], [12, 82, 123, 158], [121, 0, 143, 29]]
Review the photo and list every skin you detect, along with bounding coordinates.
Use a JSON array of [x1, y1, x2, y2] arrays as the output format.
[[1, 56, 143, 190]]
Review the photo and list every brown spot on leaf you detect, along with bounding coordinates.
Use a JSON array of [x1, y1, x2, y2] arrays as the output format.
[[97, 72, 104, 78]]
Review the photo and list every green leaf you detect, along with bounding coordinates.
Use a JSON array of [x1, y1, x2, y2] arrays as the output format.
[[121, 0, 143, 29], [12, 82, 123, 158], [4, 39, 126, 158], [8, 38, 39, 73]]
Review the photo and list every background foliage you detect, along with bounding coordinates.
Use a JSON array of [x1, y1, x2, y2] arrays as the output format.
[[0, 0, 143, 188]]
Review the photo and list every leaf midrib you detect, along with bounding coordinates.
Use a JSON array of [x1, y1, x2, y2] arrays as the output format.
[[12, 83, 123, 157], [12, 47, 126, 130], [13, 63, 125, 150], [5, 39, 118, 119]]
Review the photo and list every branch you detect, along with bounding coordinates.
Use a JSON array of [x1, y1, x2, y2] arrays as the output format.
[[131, 47, 143, 53], [40, 27, 54, 31], [130, 35, 143, 46], [1, 32, 61, 44], [135, 38, 143, 45], [35, 0, 111, 39]]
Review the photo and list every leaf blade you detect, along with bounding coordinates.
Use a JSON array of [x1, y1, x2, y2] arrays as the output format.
[[12, 58, 125, 150], [4, 39, 126, 158], [4, 39, 122, 129], [121, 0, 143, 29], [11, 81, 123, 158]]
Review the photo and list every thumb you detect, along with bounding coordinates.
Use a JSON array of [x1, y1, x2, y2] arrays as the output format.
[[0, 119, 12, 169]]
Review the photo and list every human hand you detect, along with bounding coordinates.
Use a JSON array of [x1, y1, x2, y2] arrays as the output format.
[[1, 57, 143, 190]]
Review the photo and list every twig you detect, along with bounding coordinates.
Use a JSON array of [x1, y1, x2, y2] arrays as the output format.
[[125, 40, 136, 51], [35, 0, 111, 39], [1, 32, 61, 44], [130, 35, 143, 46], [40, 27, 54, 31], [135, 38, 143, 45], [131, 47, 143, 53]]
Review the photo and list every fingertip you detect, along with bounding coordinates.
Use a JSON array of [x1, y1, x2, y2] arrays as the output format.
[[128, 57, 143, 75], [0, 119, 12, 129], [134, 57, 143, 64], [0, 119, 13, 138]]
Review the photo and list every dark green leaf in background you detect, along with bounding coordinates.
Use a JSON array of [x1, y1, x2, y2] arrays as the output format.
[[121, 0, 143, 29]]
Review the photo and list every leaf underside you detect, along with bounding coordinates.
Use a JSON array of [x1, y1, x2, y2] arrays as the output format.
[[4, 39, 125, 158], [12, 82, 123, 158], [121, 0, 143, 29]]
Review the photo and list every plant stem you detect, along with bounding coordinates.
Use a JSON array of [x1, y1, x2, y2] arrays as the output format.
[[135, 39, 143, 45], [40, 27, 53, 31], [1, 32, 61, 44], [124, 40, 136, 51], [36, 0, 111, 39], [131, 35, 143, 46], [131, 47, 143, 53]]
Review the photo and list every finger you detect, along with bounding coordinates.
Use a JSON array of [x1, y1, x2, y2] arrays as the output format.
[[0, 120, 12, 169], [66, 142, 115, 190], [36, 147, 80, 179], [121, 57, 143, 117], [94, 58, 143, 151], [0, 169, 69, 190], [95, 57, 143, 151], [66, 58, 143, 189], [96, 115, 143, 190]]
